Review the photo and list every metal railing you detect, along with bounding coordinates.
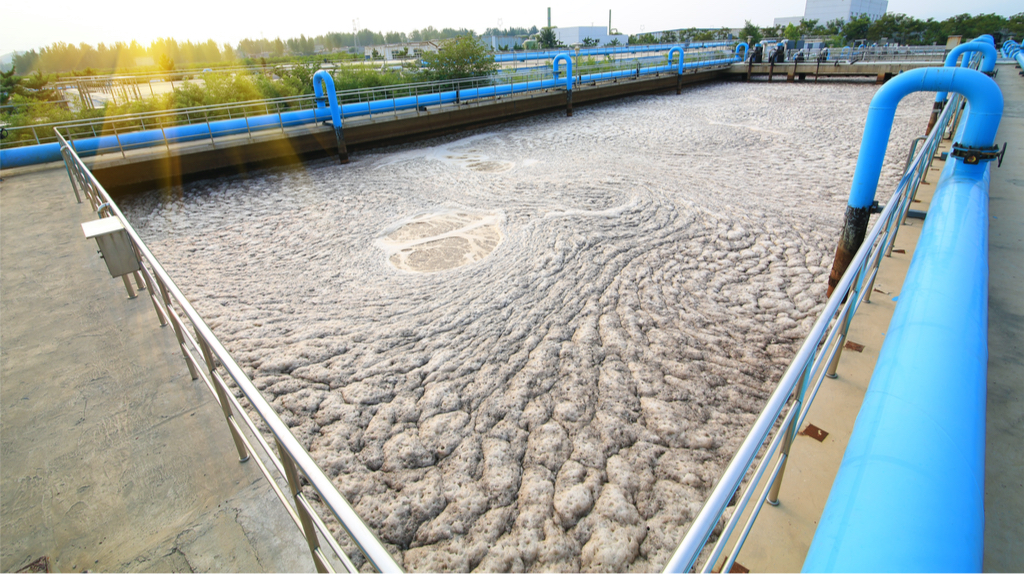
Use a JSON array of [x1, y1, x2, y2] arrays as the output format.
[[56, 129, 402, 574], [3, 45, 736, 155], [662, 76, 961, 573]]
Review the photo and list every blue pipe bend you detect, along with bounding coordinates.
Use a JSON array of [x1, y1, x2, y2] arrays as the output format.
[[734, 42, 749, 61], [848, 66, 1003, 209], [935, 41, 998, 102], [667, 46, 684, 74], [552, 53, 573, 91]]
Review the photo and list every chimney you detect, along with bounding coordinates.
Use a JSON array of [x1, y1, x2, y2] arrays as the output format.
[[548, 7, 551, 28]]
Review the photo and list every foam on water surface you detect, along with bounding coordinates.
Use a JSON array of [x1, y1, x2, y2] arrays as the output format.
[[122, 81, 930, 572]]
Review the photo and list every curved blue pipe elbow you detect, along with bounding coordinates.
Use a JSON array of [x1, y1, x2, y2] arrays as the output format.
[[935, 41, 998, 102], [734, 42, 749, 61], [552, 53, 573, 91], [668, 46, 684, 74], [313, 70, 343, 130], [848, 66, 1002, 209]]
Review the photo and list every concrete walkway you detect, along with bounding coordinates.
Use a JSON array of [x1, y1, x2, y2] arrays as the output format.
[[1, 166, 312, 572], [983, 63, 1024, 574]]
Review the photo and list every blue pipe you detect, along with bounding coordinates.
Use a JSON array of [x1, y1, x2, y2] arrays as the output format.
[[1, 52, 742, 169], [491, 42, 732, 63], [667, 46, 684, 74], [734, 42, 749, 61], [852, 66, 1002, 209], [805, 66, 1003, 573], [935, 41, 998, 103], [552, 53, 573, 90]]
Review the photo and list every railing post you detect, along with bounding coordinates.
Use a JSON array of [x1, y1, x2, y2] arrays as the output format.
[[156, 274, 200, 380], [59, 142, 83, 203], [197, 334, 250, 463], [766, 362, 813, 505], [276, 439, 330, 574]]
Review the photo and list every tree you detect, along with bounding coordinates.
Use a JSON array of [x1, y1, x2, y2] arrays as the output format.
[[538, 27, 560, 49], [421, 35, 497, 80], [157, 53, 175, 71], [740, 20, 763, 45], [798, 19, 819, 36], [607, 38, 621, 47], [844, 14, 872, 43], [582, 37, 599, 47], [783, 23, 800, 41]]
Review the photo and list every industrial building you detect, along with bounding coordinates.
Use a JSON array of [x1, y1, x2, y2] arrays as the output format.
[[552, 26, 628, 47], [775, 0, 889, 26]]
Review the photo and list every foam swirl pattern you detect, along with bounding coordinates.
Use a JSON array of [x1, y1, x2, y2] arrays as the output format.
[[122, 81, 928, 572]]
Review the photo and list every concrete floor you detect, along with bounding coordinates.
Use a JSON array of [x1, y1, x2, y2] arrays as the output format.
[[0, 166, 312, 573], [983, 63, 1024, 574]]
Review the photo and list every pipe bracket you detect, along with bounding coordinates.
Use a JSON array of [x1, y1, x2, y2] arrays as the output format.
[[950, 141, 1006, 166]]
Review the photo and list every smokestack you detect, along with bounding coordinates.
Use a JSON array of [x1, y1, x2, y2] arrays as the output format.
[[548, 7, 551, 28], [609, 10, 612, 33]]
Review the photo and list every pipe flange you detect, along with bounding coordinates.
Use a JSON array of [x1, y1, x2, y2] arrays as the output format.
[[950, 141, 1007, 167]]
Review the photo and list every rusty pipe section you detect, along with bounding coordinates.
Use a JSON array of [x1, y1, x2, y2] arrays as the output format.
[[827, 66, 1003, 298]]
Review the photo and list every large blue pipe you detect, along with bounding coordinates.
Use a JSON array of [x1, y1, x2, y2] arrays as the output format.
[[805, 66, 1003, 572], [1003, 40, 1024, 70], [935, 41, 998, 102]]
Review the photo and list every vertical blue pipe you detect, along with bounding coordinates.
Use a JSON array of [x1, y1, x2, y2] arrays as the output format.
[[807, 66, 1002, 572]]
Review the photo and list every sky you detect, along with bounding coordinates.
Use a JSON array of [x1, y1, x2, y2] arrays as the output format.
[[2, 0, 1020, 55]]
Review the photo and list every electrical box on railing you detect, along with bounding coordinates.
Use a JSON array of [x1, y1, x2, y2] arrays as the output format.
[[82, 217, 140, 278]]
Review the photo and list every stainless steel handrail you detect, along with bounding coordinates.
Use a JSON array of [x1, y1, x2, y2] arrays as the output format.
[[662, 84, 961, 573], [56, 129, 402, 574], [4, 49, 736, 151]]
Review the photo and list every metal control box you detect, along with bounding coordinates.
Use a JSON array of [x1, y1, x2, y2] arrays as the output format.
[[82, 217, 140, 278]]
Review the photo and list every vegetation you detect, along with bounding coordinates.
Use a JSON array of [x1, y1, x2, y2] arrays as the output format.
[[537, 28, 563, 49], [754, 12, 1023, 46], [421, 35, 497, 81]]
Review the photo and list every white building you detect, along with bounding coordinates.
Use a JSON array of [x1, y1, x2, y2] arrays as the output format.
[[363, 41, 439, 60], [553, 26, 628, 47], [775, 0, 888, 27]]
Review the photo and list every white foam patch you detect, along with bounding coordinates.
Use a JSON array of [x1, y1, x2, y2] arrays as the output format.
[[378, 211, 504, 272]]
